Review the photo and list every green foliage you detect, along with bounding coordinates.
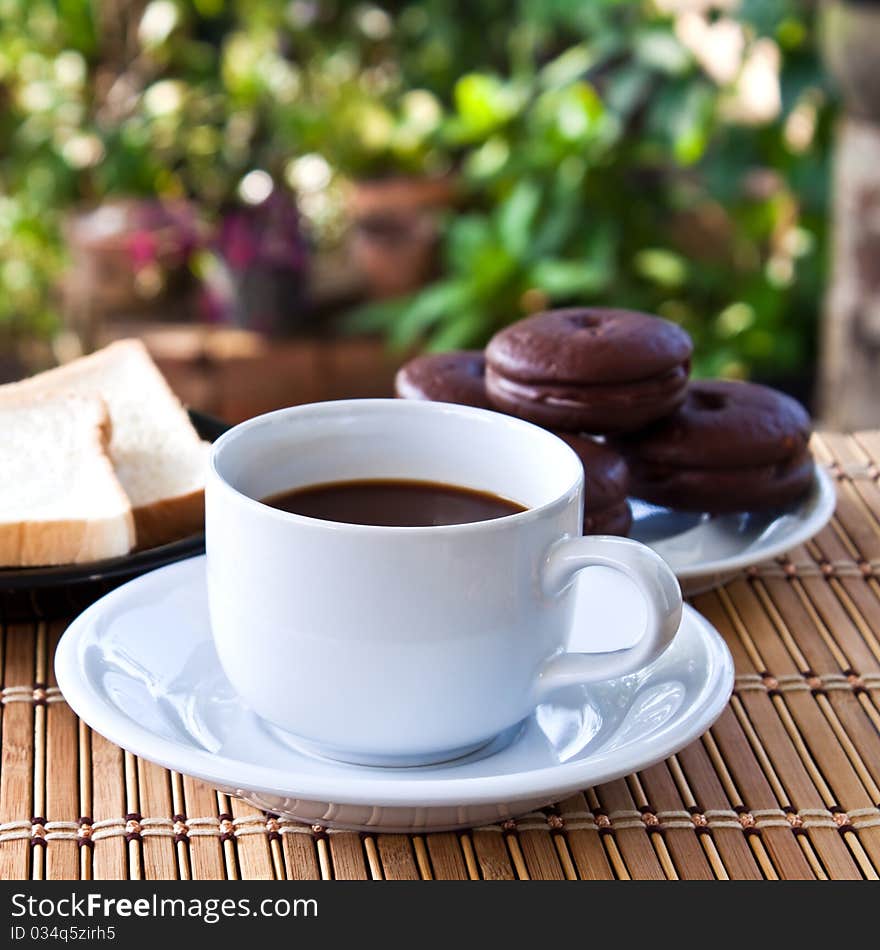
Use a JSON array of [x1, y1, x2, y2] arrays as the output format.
[[0, 0, 297, 335], [0, 0, 835, 381], [356, 0, 834, 380]]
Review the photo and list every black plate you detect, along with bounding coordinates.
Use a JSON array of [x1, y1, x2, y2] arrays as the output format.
[[0, 409, 229, 620]]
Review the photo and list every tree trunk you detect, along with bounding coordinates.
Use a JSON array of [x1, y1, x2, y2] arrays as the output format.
[[819, 0, 880, 427], [820, 117, 880, 428]]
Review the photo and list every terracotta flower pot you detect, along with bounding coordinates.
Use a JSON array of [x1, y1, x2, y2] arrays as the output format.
[[62, 199, 201, 312], [347, 175, 457, 299], [61, 199, 204, 349]]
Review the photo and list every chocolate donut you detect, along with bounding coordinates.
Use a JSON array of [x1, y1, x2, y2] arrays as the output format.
[[558, 433, 632, 536], [615, 380, 814, 513], [485, 308, 692, 433], [584, 500, 633, 537], [395, 351, 491, 409]]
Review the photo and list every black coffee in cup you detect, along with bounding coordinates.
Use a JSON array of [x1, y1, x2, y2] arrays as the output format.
[[262, 479, 526, 527]]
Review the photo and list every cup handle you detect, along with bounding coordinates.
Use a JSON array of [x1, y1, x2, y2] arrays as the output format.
[[534, 535, 682, 702]]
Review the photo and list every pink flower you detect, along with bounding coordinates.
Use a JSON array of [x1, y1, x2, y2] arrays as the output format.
[[127, 230, 158, 269]]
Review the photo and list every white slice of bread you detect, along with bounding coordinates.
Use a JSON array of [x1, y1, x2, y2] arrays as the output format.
[[1, 339, 210, 549], [0, 394, 135, 566]]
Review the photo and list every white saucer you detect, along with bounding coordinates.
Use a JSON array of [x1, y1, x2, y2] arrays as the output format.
[[55, 556, 733, 832], [630, 464, 835, 595]]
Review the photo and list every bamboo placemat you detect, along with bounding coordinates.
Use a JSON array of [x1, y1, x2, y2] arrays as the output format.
[[2, 431, 880, 880]]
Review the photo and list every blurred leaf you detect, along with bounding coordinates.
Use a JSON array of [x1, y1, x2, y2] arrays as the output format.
[[497, 180, 541, 258], [635, 30, 692, 75], [426, 308, 486, 350], [463, 135, 510, 180], [469, 245, 519, 298], [739, 0, 790, 36], [446, 214, 495, 272], [452, 73, 523, 138], [531, 82, 604, 146], [528, 166, 585, 258], [530, 258, 608, 297], [389, 280, 473, 348], [538, 43, 595, 90], [776, 17, 807, 51], [604, 64, 652, 119], [530, 219, 616, 298], [651, 81, 715, 165], [57, 0, 97, 54], [634, 248, 688, 288], [193, 0, 224, 16]]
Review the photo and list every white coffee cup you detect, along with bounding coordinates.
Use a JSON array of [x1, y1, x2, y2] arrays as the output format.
[[206, 399, 682, 767]]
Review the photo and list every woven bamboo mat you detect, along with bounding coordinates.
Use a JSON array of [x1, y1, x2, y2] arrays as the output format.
[[2, 431, 880, 880]]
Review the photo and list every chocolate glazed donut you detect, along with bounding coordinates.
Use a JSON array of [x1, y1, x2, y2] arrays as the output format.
[[556, 433, 633, 536], [395, 351, 491, 409], [614, 379, 814, 513], [485, 308, 693, 433]]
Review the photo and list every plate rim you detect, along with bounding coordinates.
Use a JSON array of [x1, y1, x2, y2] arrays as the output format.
[[55, 555, 734, 808], [651, 463, 836, 581]]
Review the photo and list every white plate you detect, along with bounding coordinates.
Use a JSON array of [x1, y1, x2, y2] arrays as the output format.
[[629, 464, 835, 595], [55, 556, 733, 832]]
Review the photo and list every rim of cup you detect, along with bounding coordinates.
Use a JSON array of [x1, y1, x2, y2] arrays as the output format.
[[208, 398, 585, 535]]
